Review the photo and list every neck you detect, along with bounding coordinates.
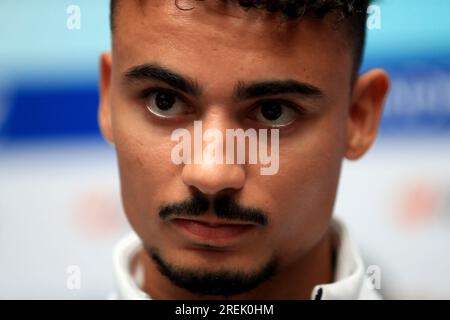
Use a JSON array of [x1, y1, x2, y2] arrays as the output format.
[[139, 228, 334, 300]]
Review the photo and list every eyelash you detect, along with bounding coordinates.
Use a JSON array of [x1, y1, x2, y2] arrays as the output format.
[[141, 87, 189, 104], [251, 99, 306, 114], [140, 87, 307, 124]]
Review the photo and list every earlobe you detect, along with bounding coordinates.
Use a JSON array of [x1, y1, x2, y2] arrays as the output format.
[[98, 52, 114, 145], [345, 69, 390, 160]]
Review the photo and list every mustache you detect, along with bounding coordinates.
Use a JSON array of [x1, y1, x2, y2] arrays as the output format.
[[159, 191, 268, 226]]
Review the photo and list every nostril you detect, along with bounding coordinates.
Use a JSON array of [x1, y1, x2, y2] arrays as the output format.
[[181, 163, 245, 195]]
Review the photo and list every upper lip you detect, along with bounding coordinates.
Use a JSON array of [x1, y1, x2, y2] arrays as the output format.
[[172, 217, 257, 227]]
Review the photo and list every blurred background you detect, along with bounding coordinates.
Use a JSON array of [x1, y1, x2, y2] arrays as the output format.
[[0, 0, 449, 299]]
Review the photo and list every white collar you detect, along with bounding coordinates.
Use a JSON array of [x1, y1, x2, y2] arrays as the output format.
[[112, 218, 381, 300]]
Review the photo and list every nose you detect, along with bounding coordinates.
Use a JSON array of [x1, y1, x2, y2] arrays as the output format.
[[180, 117, 246, 195], [182, 160, 245, 196]]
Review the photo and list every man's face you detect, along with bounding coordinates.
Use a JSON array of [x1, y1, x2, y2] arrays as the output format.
[[101, 0, 363, 296]]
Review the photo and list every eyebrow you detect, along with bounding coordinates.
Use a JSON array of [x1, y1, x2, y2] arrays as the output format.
[[123, 63, 202, 97], [235, 80, 324, 100], [123, 63, 324, 101]]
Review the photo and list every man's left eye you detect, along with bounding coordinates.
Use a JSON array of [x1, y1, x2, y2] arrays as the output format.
[[250, 100, 300, 127]]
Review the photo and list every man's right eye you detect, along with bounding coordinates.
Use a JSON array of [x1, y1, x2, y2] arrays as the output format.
[[145, 89, 191, 118]]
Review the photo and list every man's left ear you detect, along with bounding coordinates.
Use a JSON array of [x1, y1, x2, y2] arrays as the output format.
[[345, 69, 390, 160]]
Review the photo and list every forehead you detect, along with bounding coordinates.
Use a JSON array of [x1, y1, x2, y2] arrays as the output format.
[[112, 0, 352, 90]]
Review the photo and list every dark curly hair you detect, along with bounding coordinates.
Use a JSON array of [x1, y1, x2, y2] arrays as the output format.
[[110, 0, 371, 72]]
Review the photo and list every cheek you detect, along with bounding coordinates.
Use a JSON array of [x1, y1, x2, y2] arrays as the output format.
[[256, 111, 346, 257], [111, 100, 179, 235]]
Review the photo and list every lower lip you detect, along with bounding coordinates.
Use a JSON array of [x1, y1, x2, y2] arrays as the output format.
[[172, 219, 256, 243]]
